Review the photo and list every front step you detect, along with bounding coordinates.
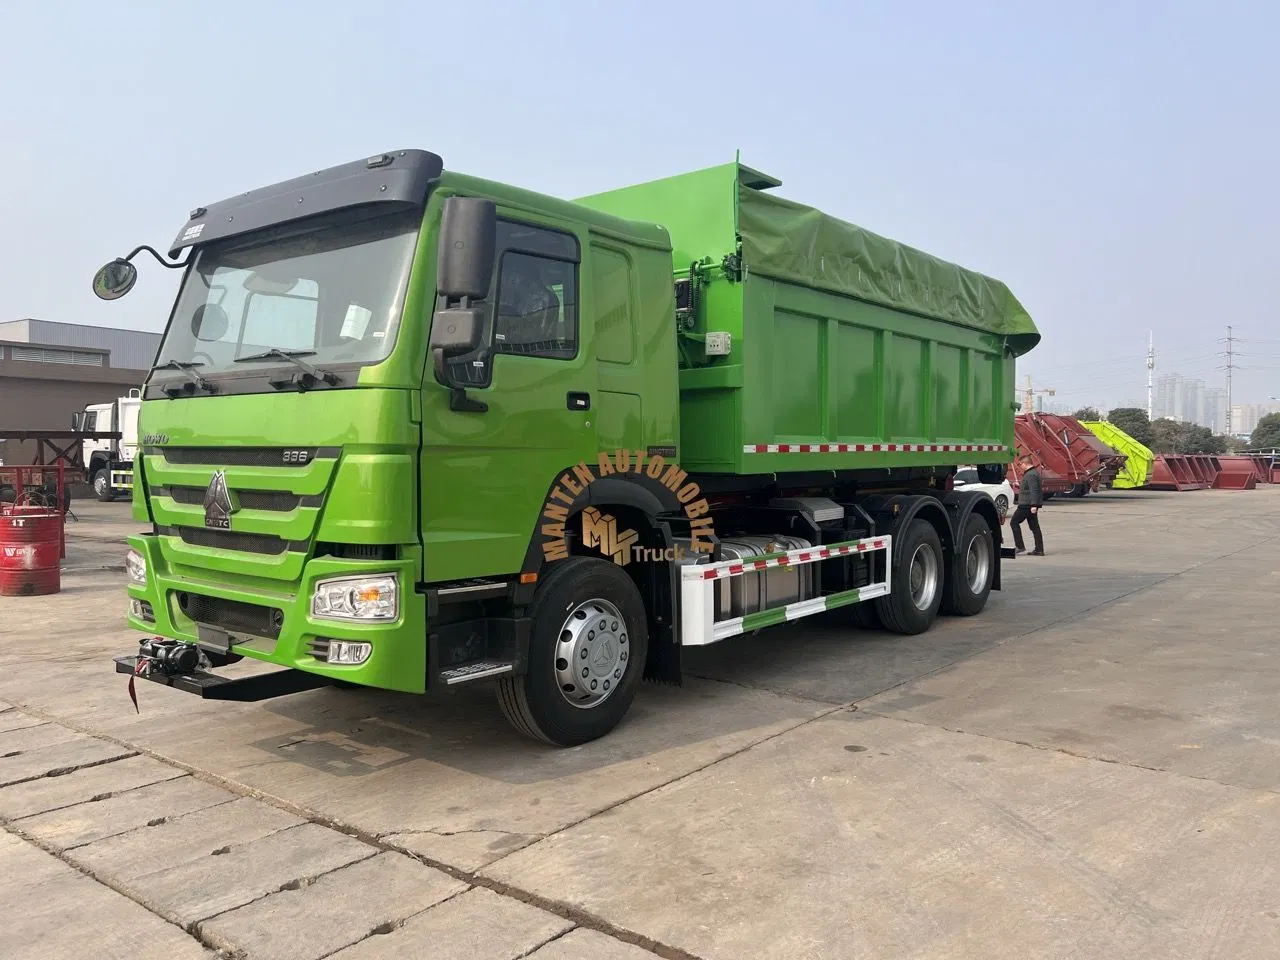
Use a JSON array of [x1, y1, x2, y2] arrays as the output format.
[[438, 659, 517, 686]]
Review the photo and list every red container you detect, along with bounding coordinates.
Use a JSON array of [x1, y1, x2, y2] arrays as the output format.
[[1149, 454, 1208, 491], [1213, 457, 1259, 490], [0, 507, 62, 596]]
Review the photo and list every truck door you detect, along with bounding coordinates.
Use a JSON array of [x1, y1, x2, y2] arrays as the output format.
[[421, 216, 597, 582], [118, 399, 141, 463], [81, 404, 112, 468]]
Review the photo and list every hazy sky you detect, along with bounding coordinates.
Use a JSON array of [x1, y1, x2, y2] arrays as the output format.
[[2, 1, 1277, 408]]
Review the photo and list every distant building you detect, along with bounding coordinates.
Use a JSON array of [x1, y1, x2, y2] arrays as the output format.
[[0, 320, 153, 467], [1232, 403, 1280, 438], [1153, 374, 1181, 421], [0, 318, 160, 370]]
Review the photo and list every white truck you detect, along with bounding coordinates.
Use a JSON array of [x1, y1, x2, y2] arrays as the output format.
[[78, 390, 140, 501]]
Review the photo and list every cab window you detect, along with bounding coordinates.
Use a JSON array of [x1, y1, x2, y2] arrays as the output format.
[[446, 220, 580, 385]]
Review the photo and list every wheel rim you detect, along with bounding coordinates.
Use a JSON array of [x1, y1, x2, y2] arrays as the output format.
[[554, 598, 628, 709], [995, 495, 1008, 515], [908, 543, 940, 612], [965, 532, 991, 594], [94, 474, 107, 496]]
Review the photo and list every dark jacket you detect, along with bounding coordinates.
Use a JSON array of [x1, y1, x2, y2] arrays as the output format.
[[1020, 467, 1043, 507]]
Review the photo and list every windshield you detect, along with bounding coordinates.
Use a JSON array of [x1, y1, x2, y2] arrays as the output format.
[[153, 209, 421, 386]]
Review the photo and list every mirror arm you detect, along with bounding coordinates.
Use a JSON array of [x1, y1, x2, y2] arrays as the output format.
[[124, 245, 189, 270]]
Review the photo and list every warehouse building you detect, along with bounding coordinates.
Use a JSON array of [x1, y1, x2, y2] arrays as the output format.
[[0, 319, 157, 466], [0, 318, 160, 370]]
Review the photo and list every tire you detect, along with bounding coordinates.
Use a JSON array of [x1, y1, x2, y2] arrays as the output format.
[[875, 518, 944, 635], [941, 513, 995, 616], [497, 556, 649, 746], [994, 494, 1009, 516], [92, 468, 115, 502], [849, 600, 883, 630]]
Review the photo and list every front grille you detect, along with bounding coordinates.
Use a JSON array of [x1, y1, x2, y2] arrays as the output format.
[[148, 446, 339, 466], [174, 526, 292, 555], [177, 592, 284, 639], [162, 486, 307, 512], [307, 638, 330, 661], [315, 542, 397, 561]]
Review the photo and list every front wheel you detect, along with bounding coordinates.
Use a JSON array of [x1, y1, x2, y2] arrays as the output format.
[[994, 494, 1009, 516], [497, 556, 649, 746], [92, 468, 115, 502], [875, 518, 944, 635], [941, 513, 995, 616]]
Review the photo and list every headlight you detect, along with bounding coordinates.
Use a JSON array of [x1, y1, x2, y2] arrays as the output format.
[[125, 549, 148, 585], [311, 575, 399, 621]]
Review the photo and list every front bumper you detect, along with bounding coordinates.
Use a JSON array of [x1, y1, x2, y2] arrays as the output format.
[[125, 533, 427, 693]]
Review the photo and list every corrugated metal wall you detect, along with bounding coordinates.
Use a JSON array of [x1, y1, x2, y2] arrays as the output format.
[[0, 319, 160, 370]]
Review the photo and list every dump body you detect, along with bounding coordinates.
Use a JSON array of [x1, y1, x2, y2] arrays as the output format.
[[1081, 421, 1153, 489], [577, 161, 1037, 474]]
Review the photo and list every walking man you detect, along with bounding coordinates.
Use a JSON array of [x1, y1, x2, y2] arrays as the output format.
[[1011, 455, 1045, 555]]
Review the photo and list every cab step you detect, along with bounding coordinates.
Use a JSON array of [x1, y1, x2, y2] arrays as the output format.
[[438, 659, 517, 686]]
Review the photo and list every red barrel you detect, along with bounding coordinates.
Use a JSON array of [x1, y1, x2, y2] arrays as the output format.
[[0, 507, 63, 596]]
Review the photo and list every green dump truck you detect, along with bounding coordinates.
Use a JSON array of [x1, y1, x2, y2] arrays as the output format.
[[95, 150, 1039, 745]]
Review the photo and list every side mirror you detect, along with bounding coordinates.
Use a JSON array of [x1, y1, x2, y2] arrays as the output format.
[[429, 306, 484, 383], [92, 259, 138, 300], [71, 411, 86, 432], [436, 196, 496, 300]]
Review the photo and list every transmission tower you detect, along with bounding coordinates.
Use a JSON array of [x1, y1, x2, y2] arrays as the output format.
[[1219, 326, 1236, 434], [1146, 331, 1155, 419]]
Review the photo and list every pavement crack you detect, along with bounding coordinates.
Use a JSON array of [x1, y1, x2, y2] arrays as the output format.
[[379, 826, 539, 841], [310, 885, 475, 960], [2, 820, 218, 956], [514, 925, 578, 959], [0, 750, 138, 789], [193, 846, 380, 929]]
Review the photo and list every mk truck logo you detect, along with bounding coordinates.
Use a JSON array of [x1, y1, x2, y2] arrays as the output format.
[[203, 471, 238, 529], [580, 507, 639, 565], [539, 450, 715, 566]]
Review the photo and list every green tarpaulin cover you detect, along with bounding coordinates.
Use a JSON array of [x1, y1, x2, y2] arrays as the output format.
[[578, 160, 1040, 357], [736, 173, 1039, 356]]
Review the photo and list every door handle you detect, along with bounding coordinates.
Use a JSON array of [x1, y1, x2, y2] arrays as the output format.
[[567, 392, 591, 411]]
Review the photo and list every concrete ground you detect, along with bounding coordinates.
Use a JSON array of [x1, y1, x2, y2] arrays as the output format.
[[1, 488, 1278, 959]]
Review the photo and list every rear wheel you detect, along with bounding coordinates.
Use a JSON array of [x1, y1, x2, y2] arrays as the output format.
[[994, 494, 1009, 516], [875, 519, 944, 635], [849, 600, 883, 630], [497, 556, 648, 746], [941, 513, 995, 616]]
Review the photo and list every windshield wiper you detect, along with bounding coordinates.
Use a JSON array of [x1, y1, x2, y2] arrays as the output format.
[[152, 360, 217, 396], [234, 348, 340, 388]]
